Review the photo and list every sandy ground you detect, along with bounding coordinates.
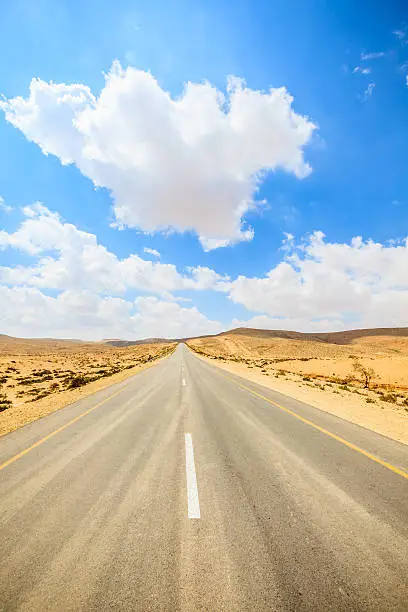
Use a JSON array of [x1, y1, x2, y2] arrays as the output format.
[[189, 333, 408, 389], [0, 340, 176, 436], [188, 331, 408, 445], [195, 357, 408, 445]]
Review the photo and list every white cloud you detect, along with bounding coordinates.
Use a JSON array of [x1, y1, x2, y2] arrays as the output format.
[[143, 247, 160, 258], [0, 62, 316, 249], [2, 208, 407, 338], [360, 52, 385, 60], [361, 82, 376, 101], [393, 26, 408, 45], [0, 286, 222, 340], [132, 296, 222, 338], [0, 204, 228, 295], [225, 232, 408, 331], [0, 203, 227, 339], [353, 66, 371, 75], [0, 196, 13, 214]]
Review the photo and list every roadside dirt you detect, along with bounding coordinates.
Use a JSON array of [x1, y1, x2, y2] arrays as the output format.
[[188, 332, 408, 445], [0, 339, 176, 436], [197, 357, 408, 445]]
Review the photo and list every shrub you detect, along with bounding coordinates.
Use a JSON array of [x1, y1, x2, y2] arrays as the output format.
[[30, 391, 51, 402], [66, 375, 90, 389], [381, 393, 397, 404], [17, 378, 36, 386], [0, 393, 12, 412], [352, 361, 376, 389], [366, 397, 375, 403]]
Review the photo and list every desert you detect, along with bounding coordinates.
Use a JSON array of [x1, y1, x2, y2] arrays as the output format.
[[0, 335, 176, 436], [187, 327, 408, 444]]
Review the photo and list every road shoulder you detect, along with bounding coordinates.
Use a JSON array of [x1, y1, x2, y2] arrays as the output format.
[[193, 353, 408, 445], [0, 352, 174, 437]]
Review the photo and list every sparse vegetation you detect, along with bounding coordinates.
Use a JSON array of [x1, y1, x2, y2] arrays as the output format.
[[381, 393, 398, 404], [0, 337, 177, 435], [352, 360, 376, 389], [0, 393, 12, 412]]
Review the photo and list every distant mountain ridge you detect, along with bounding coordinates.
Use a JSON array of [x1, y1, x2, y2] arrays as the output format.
[[103, 338, 171, 347], [104, 327, 408, 346], [217, 327, 408, 345], [2, 327, 408, 347]]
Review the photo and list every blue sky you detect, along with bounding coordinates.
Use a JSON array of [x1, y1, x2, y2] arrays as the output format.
[[0, 0, 407, 339]]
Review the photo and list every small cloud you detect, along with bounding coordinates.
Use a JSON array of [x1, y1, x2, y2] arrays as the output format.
[[353, 66, 372, 74], [394, 29, 405, 40], [360, 51, 385, 60], [393, 25, 408, 45], [280, 232, 295, 253], [143, 247, 160, 258], [361, 82, 376, 102], [0, 196, 13, 213]]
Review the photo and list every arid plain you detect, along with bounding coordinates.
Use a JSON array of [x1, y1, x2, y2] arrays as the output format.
[[187, 328, 408, 444], [0, 335, 175, 436], [1, 327, 408, 443]]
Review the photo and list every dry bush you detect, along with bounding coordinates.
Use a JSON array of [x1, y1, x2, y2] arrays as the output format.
[[352, 361, 376, 389], [0, 393, 12, 412]]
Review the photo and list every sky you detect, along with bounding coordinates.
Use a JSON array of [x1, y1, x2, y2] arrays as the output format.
[[0, 0, 408, 340]]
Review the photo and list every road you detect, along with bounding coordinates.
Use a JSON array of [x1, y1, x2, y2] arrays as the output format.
[[0, 343, 407, 611]]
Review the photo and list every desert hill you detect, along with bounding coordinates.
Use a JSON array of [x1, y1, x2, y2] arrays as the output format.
[[209, 326, 408, 344], [104, 338, 171, 347], [187, 327, 408, 390]]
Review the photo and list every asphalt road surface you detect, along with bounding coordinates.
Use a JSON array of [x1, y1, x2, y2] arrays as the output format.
[[1, 344, 407, 611]]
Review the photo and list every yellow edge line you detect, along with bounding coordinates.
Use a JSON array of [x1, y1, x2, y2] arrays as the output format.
[[0, 350, 177, 471], [216, 369, 408, 481], [0, 386, 127, 471]]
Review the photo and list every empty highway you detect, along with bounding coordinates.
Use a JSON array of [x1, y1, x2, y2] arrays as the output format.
[[0, 344, 407, 611]]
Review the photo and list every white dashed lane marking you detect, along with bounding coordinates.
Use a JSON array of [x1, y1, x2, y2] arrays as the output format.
[[185, 433, 200, 519]]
